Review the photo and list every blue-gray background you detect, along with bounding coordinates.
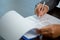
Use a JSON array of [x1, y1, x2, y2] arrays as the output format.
[[0, 0, 42, 17], [0, 0, 60, 17], [0, 0, 41, 40]]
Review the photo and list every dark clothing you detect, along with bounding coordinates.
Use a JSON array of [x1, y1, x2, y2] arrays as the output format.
[[48, 7, 60, 19]]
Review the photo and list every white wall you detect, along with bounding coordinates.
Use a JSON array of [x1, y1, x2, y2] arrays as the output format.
[[0, 0, 16, 17]]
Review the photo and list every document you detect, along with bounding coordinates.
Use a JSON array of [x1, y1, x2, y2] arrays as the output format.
[[1, 11, 37, 40], [24, 14, 60, 39], [1, 11, 60, 40]]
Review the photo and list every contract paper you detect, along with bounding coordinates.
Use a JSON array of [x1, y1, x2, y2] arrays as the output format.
[[24, 14, 60, 39], [1, 11, 60, 40], [1, 11, 36, 40], [26, 14, 60, 29]]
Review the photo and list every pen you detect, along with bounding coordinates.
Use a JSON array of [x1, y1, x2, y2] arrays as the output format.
[[43, 1, 45, 7]]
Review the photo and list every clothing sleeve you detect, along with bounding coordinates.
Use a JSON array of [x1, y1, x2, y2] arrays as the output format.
[[36, 0, 60, 11]]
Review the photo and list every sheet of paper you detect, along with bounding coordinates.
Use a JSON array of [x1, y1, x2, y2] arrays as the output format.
[[24, 14, 60, 39], [1, 11, 60, 40], [1, 11, 36, 40], [26, 14, 60, 28], [23, 29, 39, 39]]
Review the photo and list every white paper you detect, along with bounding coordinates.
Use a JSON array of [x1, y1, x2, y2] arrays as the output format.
[[24, 14, 60, 39], [1, 11, 60, 40], [1, 11, 36, 40], [26, 14, 60, 26]]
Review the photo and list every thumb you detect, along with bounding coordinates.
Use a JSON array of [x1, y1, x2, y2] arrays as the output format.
[[36, 28, 52, 37], [36, 29, 48, 34]]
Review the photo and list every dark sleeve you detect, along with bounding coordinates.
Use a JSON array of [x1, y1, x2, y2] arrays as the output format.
[[36, 0, 60, 11]]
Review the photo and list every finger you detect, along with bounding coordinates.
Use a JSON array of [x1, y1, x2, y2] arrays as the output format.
[[38, 7, 44, 16], [35, 4, 40, 15], [35, 8, 39, 16], [39, 6, 46, 16], [38, 4, 43, 16], [35, 4, 43, 16], [36, 29, 41, 34], [36, 27, 53, 38], [37, 26, 51, 34], [39, 11, 43, 16], [43, 5, 49, 13], [40, 5, 49, 16], [40, 29, 53, 38], [39, 10, 44, 16], [36, 28, 49, 34]]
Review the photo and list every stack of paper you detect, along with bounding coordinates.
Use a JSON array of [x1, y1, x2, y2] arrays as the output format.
[[1, 11, 36, 40], [23, 14, 60, 39], [1, 11, 60, 40]]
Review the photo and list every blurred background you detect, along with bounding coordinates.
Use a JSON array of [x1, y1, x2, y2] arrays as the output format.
[[0, 0, 42, 17], [0, 0, 60, 40], [0, 0, 60, 17]]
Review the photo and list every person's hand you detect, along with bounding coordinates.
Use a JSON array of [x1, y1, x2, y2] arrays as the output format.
[[36, 24, 60, 38], [35, 3, 49, 16]]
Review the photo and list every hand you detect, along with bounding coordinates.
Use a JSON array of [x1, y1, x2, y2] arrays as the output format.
[[36, 24, 60, 38], [35, 3, 49, 16]]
